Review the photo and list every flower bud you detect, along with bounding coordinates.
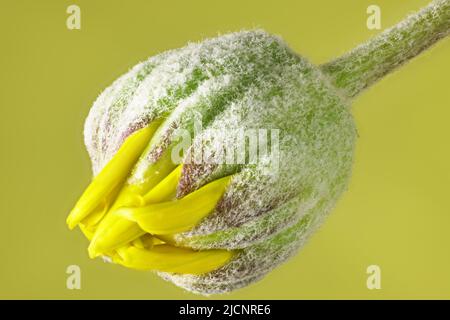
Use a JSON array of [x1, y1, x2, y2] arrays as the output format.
[[68, 0, 449, 294]]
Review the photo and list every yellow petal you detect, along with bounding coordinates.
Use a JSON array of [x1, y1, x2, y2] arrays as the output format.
[[79, 223, 96, 241], [143, 165, 182, 203], [88, 165, 183, 257], [87, 186, 146, 258], [117, 176, 231, 235], [132, 234, 164, 249], [88, 218, 145, 258], [114, 244, 234, 275], [67, 121, 161, 229], [79, 184, 121, 229], [132, 150, 177, 196], [131, 237, 145, 249]]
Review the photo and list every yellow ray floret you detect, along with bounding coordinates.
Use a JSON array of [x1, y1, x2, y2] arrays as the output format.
[[116, 175, 231, 235], [88, 186, 146, 258], [67, 120, 235, 275], [143, 164, 182, 203], [66, 122, 160, 229], [79, 223, 96, 241], [80, 184, 121, 229], [114, 244, 234, 275], [131, 234, 161, 249], [88, 165, 183, 257]]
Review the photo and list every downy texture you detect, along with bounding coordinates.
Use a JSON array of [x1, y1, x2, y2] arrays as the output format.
[[68, 0, 449, 294]]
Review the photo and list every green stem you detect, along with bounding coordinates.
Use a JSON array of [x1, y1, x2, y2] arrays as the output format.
[[320, 0, 450, 99]]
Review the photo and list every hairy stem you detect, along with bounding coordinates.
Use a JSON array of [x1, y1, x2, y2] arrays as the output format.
[[320, 0, 450, 99]]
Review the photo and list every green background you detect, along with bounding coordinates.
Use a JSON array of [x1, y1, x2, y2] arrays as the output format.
[[1, 0, 449, 299]]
